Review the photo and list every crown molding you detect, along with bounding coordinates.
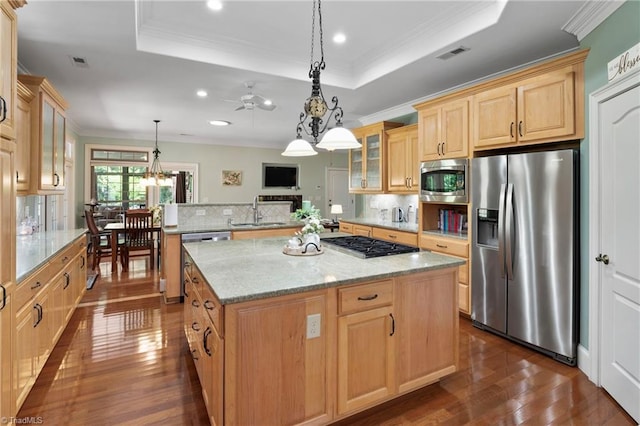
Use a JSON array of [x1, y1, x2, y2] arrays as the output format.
[[562, 0, 626, 41]]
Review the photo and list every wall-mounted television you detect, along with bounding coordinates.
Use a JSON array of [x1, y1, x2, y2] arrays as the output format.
[[262, 163, 299, 188]]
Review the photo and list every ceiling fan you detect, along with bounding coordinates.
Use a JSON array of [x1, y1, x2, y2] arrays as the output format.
[[226, 81, 277, 112]]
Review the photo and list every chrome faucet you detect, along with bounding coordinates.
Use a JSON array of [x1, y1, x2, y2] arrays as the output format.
[[252, 195, 262, 223]]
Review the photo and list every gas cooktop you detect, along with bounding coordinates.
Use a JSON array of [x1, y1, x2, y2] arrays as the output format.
[[322, 236, 419, 259]]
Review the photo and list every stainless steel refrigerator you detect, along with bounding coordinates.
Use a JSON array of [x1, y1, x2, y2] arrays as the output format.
[[471, 149, 578, 365]]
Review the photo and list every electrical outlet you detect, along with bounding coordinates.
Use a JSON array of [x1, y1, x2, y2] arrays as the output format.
[[195, 209, 206, 216], [306, 313, 321, 339], [223, 209, 232, 216]]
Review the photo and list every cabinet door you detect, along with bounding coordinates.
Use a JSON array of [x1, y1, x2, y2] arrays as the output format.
[[349, 133, 364, 191], [517, 69, 575, 143], [0, 3, 17, 141], [395, 268, 458, 394], [387, 132, 409, 192], [337, 306, 395, 415], [473, 85, 517, 148], [364, 132, 383, 191], [225, 291, 332, 425], [14, 302, 36, 410], [15, 88, 31, 192], [0, 141, 14, 286], [53, 110, 65, 188], [419, 107, 440, 161], [40, 97, 55, 189], [441, 99, 469, 158], [0, 283, 12, 419], [408, 129, 419, 189], [202, 323, 223, 426], [352, 224, 372, 237]]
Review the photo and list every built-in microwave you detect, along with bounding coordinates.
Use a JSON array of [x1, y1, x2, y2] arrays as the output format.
[[420, 158, 468, 203]]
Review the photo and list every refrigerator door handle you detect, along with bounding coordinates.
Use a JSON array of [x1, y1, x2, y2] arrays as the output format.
[[505, 183, 515, 280], [498, 183, 507, 278]]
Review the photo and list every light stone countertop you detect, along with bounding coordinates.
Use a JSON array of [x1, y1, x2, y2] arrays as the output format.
[[183, 235, 464, 305], [162, 221, 302, 235], [16, 228, 88, 283], [339, 218, 419, 233]]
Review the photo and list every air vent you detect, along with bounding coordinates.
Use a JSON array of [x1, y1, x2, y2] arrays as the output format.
[[437, 46, 470, 61], [69, 56, 89, 68]]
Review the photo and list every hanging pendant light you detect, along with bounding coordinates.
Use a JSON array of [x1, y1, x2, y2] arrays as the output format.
[[282, 0, 360, 157], [141, 120, 173, 187]]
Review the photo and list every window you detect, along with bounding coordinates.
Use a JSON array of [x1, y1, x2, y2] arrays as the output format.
[[91, 165, 148, 209]]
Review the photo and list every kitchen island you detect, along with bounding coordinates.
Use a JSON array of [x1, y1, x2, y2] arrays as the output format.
[[183, 236, 463, 425]]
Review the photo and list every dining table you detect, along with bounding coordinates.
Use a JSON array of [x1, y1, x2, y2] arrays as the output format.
[[103, 222, 161, 270]]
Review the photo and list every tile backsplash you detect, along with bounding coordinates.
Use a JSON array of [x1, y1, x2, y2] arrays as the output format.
[[173, 202, 293, 228]]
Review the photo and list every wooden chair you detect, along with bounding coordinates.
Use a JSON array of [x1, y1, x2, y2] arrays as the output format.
[[120, 210, 155, 271], [85, 209, 120, 273]]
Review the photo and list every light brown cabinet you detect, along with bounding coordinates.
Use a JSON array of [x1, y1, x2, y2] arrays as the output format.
[[386, 124, 419, 193], [17, 75, 68, 194], [473, 67, 580, 150], [418, 98, 469, 161], [13, 235, 87, 414], [352, 224, 372, 237], [0, 281, 12, 420], [0, 139, 14, 293], [337, 280, 395, 415], [349, 121, 402, 193], [371, 227, 418, 247], [0, 1, 18, 142], [15, 81, 34, 193]]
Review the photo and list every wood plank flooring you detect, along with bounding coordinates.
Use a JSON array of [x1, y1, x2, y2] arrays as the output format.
[[17, 259, 636, 425]]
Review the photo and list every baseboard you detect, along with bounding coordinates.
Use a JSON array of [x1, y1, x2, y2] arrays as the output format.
[[578, 344, 591, 378]]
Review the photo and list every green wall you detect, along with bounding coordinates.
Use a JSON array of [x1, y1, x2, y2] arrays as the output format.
[[74, 136, 348, 225], [579, 0, 640, 348]]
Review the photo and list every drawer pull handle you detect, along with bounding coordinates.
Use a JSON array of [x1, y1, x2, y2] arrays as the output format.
[[31, 281, 42, 290], [191, 300, 200, 308], [0, 285, 6, 310], [63, 272, 71, 289], [192, 277, 199, 284], [388, 235, 397, 239], [191, 322, 201, 332], [191, 349, 199, 361], [357, 294, 378, 301], [203, 327, 212, 356], [204, 300, 215, 310], [389, 313, 395, 336], [436, 244, 448, 249]]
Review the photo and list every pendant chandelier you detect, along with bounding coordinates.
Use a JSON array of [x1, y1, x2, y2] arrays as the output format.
[[140, 120, 173, 187], [282, 0, 360, 157]]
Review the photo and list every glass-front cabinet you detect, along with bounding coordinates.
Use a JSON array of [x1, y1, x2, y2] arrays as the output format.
[[348, 121, 402, 193], [17, 75, 68, 194]]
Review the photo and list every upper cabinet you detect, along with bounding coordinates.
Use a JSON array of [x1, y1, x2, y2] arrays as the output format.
[[15, 82, 34, 193], [0, 2, 18, 142], [473, 67, 579, 149], [386, 124, 418, 193], [418, 97, 469, 161], [349, 121, 402, 193], [17, 75, 69, 194]]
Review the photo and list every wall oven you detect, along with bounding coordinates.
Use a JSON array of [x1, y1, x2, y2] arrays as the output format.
[[420, 158, 468, 203]]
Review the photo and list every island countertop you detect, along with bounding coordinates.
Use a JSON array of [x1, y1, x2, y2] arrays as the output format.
[[183, 235, 464, 305]]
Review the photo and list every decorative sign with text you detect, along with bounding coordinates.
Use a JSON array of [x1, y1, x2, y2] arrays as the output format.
[[608, 42, 640, 82]]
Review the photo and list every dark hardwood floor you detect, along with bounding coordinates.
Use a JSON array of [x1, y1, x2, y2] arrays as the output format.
[[18, 259, 635, 425]]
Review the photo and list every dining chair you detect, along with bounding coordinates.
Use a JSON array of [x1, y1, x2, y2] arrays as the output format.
[[120, 210, 155, 272], [85, 209, 119, 273]]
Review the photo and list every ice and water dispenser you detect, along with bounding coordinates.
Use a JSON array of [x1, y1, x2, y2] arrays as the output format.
[[476, 208, 499, 249]]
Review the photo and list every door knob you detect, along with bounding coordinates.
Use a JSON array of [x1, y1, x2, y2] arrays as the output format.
[[595, 254, 610, 265]]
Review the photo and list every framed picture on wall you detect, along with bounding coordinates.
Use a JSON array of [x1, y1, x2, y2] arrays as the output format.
[[222, 170, 242, 186]]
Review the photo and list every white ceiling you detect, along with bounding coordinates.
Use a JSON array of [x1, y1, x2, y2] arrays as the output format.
[[16, 0, 591, 150]]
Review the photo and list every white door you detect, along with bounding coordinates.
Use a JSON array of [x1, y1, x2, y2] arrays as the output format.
[[598, 80, 640, 424], [326, 168, 354, 219]]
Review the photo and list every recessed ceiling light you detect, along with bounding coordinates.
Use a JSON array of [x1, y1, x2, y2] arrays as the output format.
[[196, 90, 208, 98], [264, 99, 273, 106], [333, 33, 346, 44], [207, 0, 223, 11], [209, 120, 231, 126]]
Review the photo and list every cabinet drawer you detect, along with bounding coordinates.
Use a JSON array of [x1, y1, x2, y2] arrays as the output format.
[[338, 222, 353, 233], [459, 282, 470, 314], [458, 262, 468, 285], [190, 265, 204, 296], [419, 235, 468, 258], [200, 282, 223, 337], [16, 263, 51, 309], [49, 243, 77, 270], [371, 228, 417, 247], [339, 280, 393, 315], [352, 225, 372, 237]]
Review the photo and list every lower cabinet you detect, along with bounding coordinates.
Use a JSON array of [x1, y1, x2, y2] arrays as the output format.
[[0, 282, 13, 419], [184, 263, 459, 425], [12, 235, 87, 414]]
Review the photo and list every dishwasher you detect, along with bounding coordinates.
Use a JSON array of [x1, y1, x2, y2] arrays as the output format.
[[180, 231, 231, 298]]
